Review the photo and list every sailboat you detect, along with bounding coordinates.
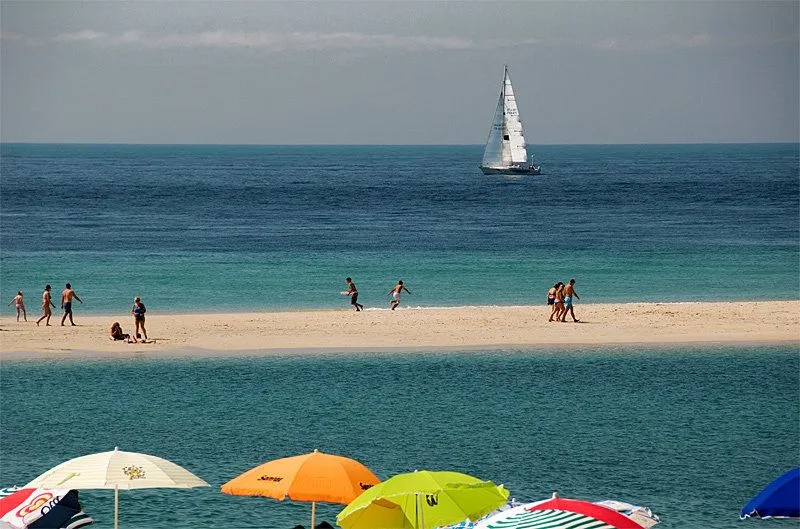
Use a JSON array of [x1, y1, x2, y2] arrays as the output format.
[[479, 66, 541, 175]]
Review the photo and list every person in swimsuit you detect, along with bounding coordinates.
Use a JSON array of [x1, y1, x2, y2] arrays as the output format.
[[132, 296, 148, 341], [60, 283, 83, 326], [344, 277, 364, 311], [561, 279, 580, 322], [109, 322, 136, 343], [547, 282, 561, 322], [552, 282, 565, 322], [387, 280, 410, 310], [7, 291, 27, 322], [36, 285, 56, 326]]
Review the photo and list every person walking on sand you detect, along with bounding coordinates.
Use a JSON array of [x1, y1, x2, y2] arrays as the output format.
[[132, 296, 147, 341], [547, 282, 561, 322], [344, 277, 364, 311], [36, 285, 56, 326], [561, 278, 580, 322], [552, 282, 565, 322], [60, 283, 83, 326], [388, 280, 410, 310], [8, 291, 27, 322]]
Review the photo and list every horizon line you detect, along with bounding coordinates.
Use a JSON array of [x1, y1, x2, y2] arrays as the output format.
[[2, 141, 798, 147]]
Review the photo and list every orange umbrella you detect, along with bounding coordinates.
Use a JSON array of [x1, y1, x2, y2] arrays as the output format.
[[221, 449, 380, 528]]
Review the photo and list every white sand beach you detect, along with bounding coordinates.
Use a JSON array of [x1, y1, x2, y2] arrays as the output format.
[[1, 301, 798, 358]]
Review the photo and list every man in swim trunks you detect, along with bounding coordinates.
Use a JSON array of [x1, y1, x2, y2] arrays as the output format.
[[36, 285, 56, 326], [388, 280, 410, 310], [344, 277, 364, 311], [61, 283, 83, 326], [561, 278, 580, 322]]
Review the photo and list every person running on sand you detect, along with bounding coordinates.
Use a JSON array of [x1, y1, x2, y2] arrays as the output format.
[[36, 285, 56, 326], [344, 277, 364, 311], [109, 322, 137, 343], [8, 291, 27, 322], [561, 279, 580, 322], [387, 280, 410, 310], [547, 282, 561, 322], [60, 283, 83, 326], [132, 297, 147, 341]]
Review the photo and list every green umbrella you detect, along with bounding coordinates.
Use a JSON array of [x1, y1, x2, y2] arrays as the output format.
[[336, 470, 509, 529]]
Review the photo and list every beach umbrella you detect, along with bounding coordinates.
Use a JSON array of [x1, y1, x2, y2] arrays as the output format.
[[0, 486, 93, 528], [336, 470, 510, 529], [474, 495, 647, 529], [25, 447, 209, 529], [740, 467, 800, 519], [434, 499, 523, 529], [221, 449, 379, 529]]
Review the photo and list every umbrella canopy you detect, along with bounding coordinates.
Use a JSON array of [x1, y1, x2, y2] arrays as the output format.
[[0, 487, 93, 529], [25, 447, 208, 529], [336, 470, 510, 529], [475, 496, 646, 529], [221, 449, 379, 528], [740, 467, 800, 519]]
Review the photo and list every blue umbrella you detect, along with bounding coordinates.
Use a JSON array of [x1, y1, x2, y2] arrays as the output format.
[[740, 467, 800, 519]]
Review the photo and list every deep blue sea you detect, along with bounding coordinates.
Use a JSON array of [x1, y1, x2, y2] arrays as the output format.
[[1, 347, 799, 528], [1, 145, 798, 528], [1, 144, 798, 313]]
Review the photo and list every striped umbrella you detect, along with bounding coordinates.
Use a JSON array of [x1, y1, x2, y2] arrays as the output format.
[[475, 496, 647, 529]]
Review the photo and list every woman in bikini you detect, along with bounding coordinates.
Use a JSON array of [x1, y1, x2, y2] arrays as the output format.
[[552, 282, 565, 322], [8, 291, 27, 322], [547, 282, 560, 322]]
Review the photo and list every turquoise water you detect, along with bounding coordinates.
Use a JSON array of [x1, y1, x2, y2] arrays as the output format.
[[1, 144, 798, 313], [1, 346, 798, 528], [1, 144, 798, 527]]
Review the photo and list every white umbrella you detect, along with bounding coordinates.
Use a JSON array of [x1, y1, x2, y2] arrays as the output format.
[[25, 447, 208, 529]]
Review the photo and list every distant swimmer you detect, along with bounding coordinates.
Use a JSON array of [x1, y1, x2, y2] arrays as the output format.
[[387, 280, 410, 310], [344, 277, 364, 311], [36, 285, 56, 326], [561, 278, 580, 322], [60, 283, 83, 326], [8, 291, 27, 322]]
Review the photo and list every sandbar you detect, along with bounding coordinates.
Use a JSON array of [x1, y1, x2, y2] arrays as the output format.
[[1, 301, 798, 359]]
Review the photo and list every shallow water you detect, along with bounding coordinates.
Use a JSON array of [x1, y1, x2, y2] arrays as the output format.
[[1, 143, 798, 313], [1, 345, 798, 528]]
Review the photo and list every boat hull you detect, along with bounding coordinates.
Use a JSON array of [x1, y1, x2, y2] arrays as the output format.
[[480, 165, 541, 175]]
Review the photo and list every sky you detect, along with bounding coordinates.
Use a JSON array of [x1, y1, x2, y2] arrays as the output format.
[[1, 1, 798, 145]]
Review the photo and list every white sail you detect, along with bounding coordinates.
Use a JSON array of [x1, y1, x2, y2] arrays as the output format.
[[481, 90, 506, 168], [501, 69, 529, 164], [480, 66, 538, 174]]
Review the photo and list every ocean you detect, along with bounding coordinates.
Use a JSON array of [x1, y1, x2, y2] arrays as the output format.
[[1, 346, 798, 528], [1, 144, 798, 528], [1, 143, 798, 312]]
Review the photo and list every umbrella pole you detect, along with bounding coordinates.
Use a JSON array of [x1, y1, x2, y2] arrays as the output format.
[[114, 484, 119, 529], [311, 501, 316, 529]]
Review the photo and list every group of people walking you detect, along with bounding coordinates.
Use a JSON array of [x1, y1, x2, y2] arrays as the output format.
[[341, 278, 411, 311], [7, 283, 84, 327], [547, 279, 580, 322]]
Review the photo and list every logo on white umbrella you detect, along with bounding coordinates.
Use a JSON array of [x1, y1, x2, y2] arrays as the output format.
[[122, 466, 146, 480]]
